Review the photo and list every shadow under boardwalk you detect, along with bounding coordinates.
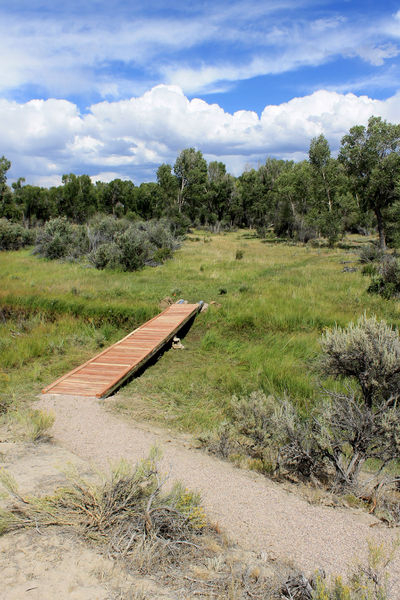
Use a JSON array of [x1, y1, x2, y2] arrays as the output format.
[[42, 303, 200, 398]]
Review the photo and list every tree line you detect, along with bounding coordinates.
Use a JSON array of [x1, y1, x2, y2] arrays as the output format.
[[1, 116, 399, 249]]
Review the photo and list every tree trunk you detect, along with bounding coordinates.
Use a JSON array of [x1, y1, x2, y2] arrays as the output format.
[[322, 170, 332, 212], [375, 206, 386, 250], [177, 179, 185, 213]]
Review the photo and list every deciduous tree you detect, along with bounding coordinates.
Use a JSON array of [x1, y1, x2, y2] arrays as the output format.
[[339, 116, 400, 249]]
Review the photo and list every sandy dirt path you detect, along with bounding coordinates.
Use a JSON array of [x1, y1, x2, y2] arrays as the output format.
[[39, 393, 400, 588]]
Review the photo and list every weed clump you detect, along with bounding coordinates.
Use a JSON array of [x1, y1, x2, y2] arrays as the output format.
[[7, 408, 55, 442], [235, 249, 244, 260], [282, 540, 397, 599], [0, 451, 290, 598]]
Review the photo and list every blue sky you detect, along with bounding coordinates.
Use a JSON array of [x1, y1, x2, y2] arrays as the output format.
[[1, 0, 400, 184]]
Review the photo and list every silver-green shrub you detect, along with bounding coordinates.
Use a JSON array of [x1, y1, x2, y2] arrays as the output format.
[[320, 314, 400, 406]]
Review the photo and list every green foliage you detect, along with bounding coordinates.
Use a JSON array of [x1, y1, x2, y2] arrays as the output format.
[[368, 256, 400, 300], [59, 173, 97, 222], [385, 201, 400, 248], [359, 243, 384, 264], [308, 134, 349, 246], [339, 116, 400, 249], [173, 147, 208, 219], [235, 249, 244, 260], [35, 216, 178, 271], [35, 217, 88, 260], [0, 219, 35, 250], [362, 263, 378, 277], [12, 182, 56, 225]]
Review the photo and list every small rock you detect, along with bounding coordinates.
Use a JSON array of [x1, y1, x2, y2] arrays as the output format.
[[159, 296, 174, 308]]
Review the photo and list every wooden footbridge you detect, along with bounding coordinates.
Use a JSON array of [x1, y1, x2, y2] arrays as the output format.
[[42, 302, 201, 398]]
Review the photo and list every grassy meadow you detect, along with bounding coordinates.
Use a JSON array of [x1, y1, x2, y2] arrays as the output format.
[[1, 232, 399, 431]]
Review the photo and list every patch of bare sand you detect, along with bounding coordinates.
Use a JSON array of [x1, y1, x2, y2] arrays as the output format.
[[0, 528, 178, 600], [37, 393, 400, 592], [0, 439, 175, 600]]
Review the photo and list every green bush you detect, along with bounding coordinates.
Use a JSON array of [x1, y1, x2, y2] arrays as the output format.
[[34, 217, 88, 260], [235, 249, 244, 260], [320, 314, 400, 405], [0, 219, 35, 250], [359, 243, 384, 264], [368, 256, 400, 299], [144, 219, 177, 250], [86, 214, 129, 250], [361, 263, 377, 277], [153, 247, 173, 263], [35, 216, 179, 271], [115, 225, 155, 270], [386, 200, 400, 248], [209, 316, 400, 494], [88, 241, 123, 270]]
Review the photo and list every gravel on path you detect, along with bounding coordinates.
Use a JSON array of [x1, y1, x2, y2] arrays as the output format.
[[39, 393, 400, 588]]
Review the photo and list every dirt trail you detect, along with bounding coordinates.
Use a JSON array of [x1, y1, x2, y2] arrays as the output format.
[[39, 393, 400, 587]]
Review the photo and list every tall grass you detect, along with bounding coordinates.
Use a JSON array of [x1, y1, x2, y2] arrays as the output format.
[[0, 312, 124, 412], [1, 233, 399, 430]]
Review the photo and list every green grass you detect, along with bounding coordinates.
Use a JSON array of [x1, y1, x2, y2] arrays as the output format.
[[0, 312, 125, 412], [1, 233, 399, 430]]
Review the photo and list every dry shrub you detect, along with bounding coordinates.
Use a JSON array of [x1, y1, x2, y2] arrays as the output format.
[[203, 392, 329, 482], [0, 450, 287, 598], [281, 540, 398, 599], [311, 540, 397, 600], [1, 452, 397, 598], [0, 449, 209, 559]]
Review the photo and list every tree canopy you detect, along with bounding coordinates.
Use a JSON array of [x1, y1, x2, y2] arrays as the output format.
[[1, 116, 400, 248]]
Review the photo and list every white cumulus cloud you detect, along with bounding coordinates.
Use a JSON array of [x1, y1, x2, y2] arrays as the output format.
[[1, 85, 400, 185]]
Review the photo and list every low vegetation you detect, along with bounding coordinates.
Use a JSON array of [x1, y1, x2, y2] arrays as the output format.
[[34, 215, 180, 271], [0, 218, 35, 250], [368, 256, 400, 300], [1, 232, 399, 430], [5, 408, 55, 442], [204, 315, 400, 523], [0, 450, 397, 599], [0, 450, 287, 598], [282, 540, 398, 600]]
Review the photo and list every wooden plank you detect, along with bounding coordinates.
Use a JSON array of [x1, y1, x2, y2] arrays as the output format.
[[42, 303, 200, 398]]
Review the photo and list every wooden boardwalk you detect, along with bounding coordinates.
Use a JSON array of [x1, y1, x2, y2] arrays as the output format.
[[42, 303, 200, 398]]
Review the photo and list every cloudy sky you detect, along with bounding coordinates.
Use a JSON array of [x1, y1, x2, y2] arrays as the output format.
[[1, 0, 400, 185]]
